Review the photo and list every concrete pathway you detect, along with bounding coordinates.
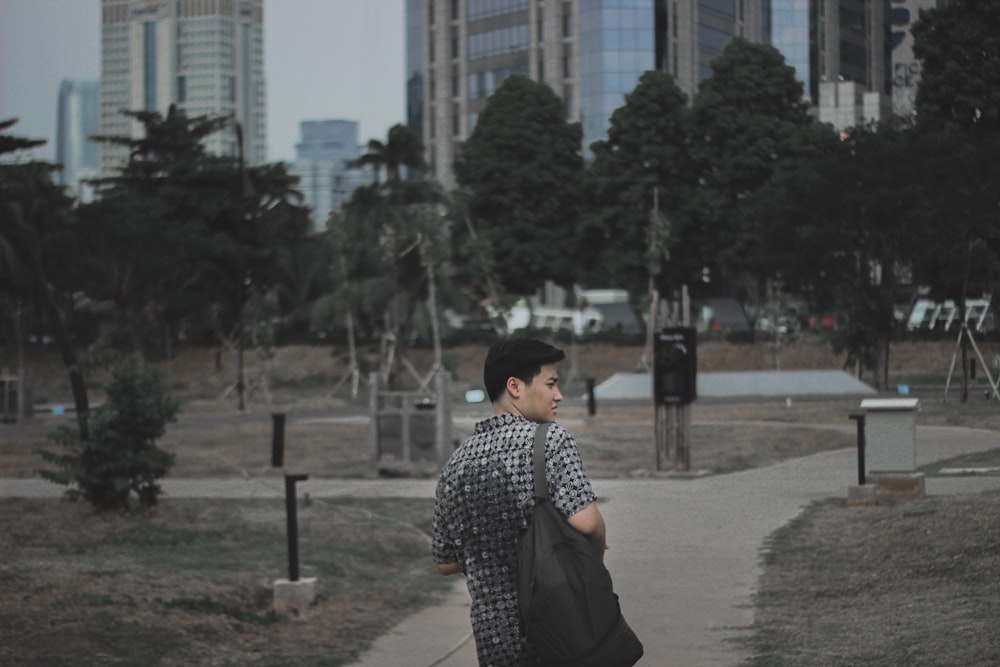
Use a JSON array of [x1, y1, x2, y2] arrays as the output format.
[[350, 424, 1000, 667], [2, 424, 997, 667]]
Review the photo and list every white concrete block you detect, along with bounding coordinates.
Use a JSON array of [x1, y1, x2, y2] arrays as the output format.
[[273, 577, 317, 611]]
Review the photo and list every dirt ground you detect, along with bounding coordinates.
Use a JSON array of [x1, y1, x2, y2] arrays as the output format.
[[3, 339, 1000, 665]]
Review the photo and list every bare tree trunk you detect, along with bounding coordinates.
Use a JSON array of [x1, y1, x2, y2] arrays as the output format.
[[13, 303, 26, 423], [959, 300, 970, 403], [346, 310, 360, 398], [424, 239, 443, 372], [31, 258, 89, 439], [236, 306, 246, 411], [129, 320, 147, 372], [463, 213, 501, 305], [639, 278, 658, 371]]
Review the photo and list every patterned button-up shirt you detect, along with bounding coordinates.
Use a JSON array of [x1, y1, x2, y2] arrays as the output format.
[[432, 413, 597, 666]]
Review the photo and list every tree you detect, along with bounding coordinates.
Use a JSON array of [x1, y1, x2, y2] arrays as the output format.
[[272, 235, 334, 342], [912, 1, 1000, 135], [39, 357, 179, 511], [0, 119, 91, 438], [757, 123, 950, 391], [910, 1, 1000, 400], [689, 38, 831, 317], [453, 75, 584, 296], [351, 123, 427, 184], [197, 146, 311, 409], [0, 121, 42, 423], [581, 70, 694, 298], [906, 130, 1000, 401], [85, 107, 311, 409], [321, 122, 444, 389], [82, 106, 236, 362]]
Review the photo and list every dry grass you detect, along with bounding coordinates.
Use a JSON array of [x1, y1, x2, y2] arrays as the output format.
[[5, 340, 1000, 665], [743, 490, 1000, 666], [0, 496, 452, 667]]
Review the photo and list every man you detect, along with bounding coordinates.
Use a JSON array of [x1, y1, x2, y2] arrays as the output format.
[[432, 337, 607, 666]]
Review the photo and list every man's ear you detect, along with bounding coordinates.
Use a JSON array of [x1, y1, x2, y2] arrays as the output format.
[[505, 375, 522, 399]]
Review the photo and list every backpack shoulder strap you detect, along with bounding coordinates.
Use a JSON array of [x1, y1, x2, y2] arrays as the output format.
[[532, 423, 551, 501]]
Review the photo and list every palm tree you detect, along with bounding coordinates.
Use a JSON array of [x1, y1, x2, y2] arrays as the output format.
[[350, 124, 426, 184]]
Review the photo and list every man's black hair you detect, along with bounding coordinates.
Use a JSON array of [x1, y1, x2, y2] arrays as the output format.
[[483, 337, 566, 402]]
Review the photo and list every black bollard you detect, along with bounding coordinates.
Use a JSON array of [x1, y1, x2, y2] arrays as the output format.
[[848, 412, 866, 486], [284, 473, 309, 582], [586, 378, 596, 417], [271, 413, 286, 467]]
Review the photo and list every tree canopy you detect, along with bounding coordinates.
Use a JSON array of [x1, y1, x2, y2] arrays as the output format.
[[0, 119, 91, 436], [913, 0, 1000, 134], [689, 38, 832, 302], [454, 75, 584, 296], [580, 70, 693, 296]]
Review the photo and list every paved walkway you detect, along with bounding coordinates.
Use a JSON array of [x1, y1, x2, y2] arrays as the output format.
[[349, 424, 1000, 667], [2, 425, 998, 667]]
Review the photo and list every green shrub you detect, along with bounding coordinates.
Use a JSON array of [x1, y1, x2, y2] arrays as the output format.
[[38, 358, 180, 511]]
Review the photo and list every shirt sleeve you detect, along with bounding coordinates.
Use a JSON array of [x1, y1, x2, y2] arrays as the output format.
[[432, 468, 463, 565], [546, 425, 597, 519]]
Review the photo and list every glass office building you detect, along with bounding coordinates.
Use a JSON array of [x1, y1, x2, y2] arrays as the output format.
[[771, 0, 812, 99], [99, 0, 266, 175], [56, 79, 100, 200], [287, 120, 371, 232], [406, 0, 894, 185], [578, 0, 658, 154]]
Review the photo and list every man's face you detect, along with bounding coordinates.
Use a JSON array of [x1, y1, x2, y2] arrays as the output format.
[[517, 363, 563, 423]]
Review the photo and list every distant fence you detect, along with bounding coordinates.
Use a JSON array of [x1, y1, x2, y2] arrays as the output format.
[[370, 371, 453, 476]]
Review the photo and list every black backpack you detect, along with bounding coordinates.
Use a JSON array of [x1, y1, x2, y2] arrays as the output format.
[[518, 423, 644, 666]]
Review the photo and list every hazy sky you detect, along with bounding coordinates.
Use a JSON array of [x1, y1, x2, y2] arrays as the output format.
[[0, 0, 406, 163]]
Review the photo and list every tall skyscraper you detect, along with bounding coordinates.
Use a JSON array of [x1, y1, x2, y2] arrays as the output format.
[[55, 79, 100, 201], [99, 0, 266, 176], [288, 120, 370, 233], [889, 0, 947, 118], [407, 1, 771, 188], [407, 1, 900, 186]]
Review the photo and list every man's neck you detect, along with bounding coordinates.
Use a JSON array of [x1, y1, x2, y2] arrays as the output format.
[[491, 399, 523, 419]]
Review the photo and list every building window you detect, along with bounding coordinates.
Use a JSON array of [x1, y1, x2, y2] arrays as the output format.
[[177, 75, 186, 102], [453, 103, 461, 135], [452, 26, 459, 58], [452, 0, 459, 20], [143, 21, 157, 111], [452, 64, 460, 97], [563, 43, 572, 78], [562, 1, 572, 37]]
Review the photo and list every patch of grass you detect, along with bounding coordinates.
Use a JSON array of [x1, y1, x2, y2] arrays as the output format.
[[102, 521, 208, 548], [743, 491, 1000, 666], [0, 496, 451, 664], [63, 591, 119, 608], [163, 595, 283, 625], [918, 447, 1000, 477]]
